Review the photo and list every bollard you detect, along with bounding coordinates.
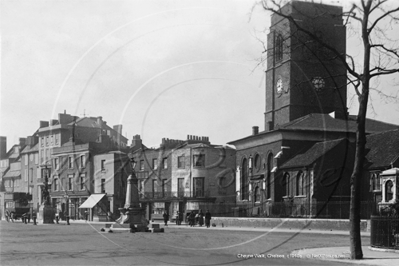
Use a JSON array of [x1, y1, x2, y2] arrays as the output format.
[[66, 216, 70, 225], [33, 216, 37, 225], [24, 217, 27, 224], [55, 216, 59, 224]]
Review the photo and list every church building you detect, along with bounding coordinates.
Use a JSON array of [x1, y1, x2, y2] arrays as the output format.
[[228, 1, 399, 218]]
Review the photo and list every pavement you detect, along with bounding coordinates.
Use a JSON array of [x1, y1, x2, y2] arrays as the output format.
[[68, 219, 399, 266], [19, 218, 399, 266]]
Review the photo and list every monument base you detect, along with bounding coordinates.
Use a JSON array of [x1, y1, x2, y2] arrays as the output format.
[[112, 207, 148, 232], [39, 205, 55, 224]]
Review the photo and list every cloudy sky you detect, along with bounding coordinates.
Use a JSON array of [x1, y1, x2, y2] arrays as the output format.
[[1, 0, 398, 149]]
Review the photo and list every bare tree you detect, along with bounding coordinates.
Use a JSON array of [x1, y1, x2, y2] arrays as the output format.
[[259, 0, 399, 260]]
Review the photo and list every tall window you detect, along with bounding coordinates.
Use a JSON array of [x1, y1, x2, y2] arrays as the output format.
[[54, 176, 58, 191], [54, 158, 59, 170], [68, 157, 73, 169], [101, 160, 106, 171], [386, 180, 393, 202], [51, 135, 54, 146], [80, 155, 85, 168], [275, 34, 283, 62], [29, 168, 33, 183], [254, 186, 260, 202], [296, 171, 305, 196], [162, 179, 167, 197], [152, 158, 158, 170], [162, 158, 167, 169], [283, 172, 290, 197], [371, 172, 381, 191], [178, 156, 185, 169], [152, 179, 157, 198], [68, 175, 73, 191], [193, 177, 204, 197], [140, 160, 144, 171], [178, 178, 184, 197], [25, 155, 28, 165], [80, 174, 85, 190], [266, 153, 273, 199], [193, 154, 205, 168], [101, 178, 105, 193], [241, 158, 249, 200]]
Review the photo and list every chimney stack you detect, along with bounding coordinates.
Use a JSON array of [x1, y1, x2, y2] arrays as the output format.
[[252, 126, 259, 136]]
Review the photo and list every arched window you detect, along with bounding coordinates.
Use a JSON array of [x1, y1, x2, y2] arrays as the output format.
[[296, 171, 304, 196], [254, 154, 261, 171], [266, 153, 273, 199], [283, 172, 290, 197], [254, 186, 260, 203], [275, 34, 283, 62], [385, 180, 393, 202], [241, 158, 249, 200], [375, 173, 381, 191]]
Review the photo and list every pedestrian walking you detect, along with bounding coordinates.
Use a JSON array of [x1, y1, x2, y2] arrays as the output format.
[[189, 212, 195, 227], [5, 210, 10, 222], [205, 210, 212, 228], [175, 211, 181, 225], [163, 211, 169, 226], [198, 209, 204, 227]]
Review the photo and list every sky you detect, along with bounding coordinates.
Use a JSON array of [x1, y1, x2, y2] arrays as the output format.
[[1, 0, 398, 150]]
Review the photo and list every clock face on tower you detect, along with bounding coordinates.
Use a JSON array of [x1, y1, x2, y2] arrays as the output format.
[[276, 78, 283, 94], [312, 77, 325, 91]]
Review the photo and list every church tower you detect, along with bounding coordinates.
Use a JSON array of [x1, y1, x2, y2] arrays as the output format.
[[264, 1, 347, 131]]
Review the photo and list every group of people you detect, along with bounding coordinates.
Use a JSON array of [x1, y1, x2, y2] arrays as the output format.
[[187, 209, 212, 228], [163, 209, 212, 227]]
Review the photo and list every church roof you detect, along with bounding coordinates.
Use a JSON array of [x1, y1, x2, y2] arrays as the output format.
[[365, 129, 399, 170], [280, 138, 349, 169], [278, 113, 398, 134]]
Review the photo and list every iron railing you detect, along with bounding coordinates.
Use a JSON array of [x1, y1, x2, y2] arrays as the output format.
[[370, 215, 399, 249]]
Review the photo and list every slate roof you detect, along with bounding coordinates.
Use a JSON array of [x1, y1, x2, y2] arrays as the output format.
[[280, 138, 348, 169], [229, 113, 399, 145], [278, 113, 399, 134], [365, 129, 399, 169]]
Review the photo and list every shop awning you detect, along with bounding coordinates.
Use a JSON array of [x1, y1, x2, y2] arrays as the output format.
[[78, 194, 106, 209], [3, 170, 21, 178]]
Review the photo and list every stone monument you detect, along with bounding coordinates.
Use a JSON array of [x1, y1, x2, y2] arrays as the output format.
[[113, 154, 148, 232], [39, 167, 55, 224]]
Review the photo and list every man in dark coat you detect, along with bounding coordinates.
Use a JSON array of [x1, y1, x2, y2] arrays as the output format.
[[205, 210, 212, 228], [163, 211, 169, 226]]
